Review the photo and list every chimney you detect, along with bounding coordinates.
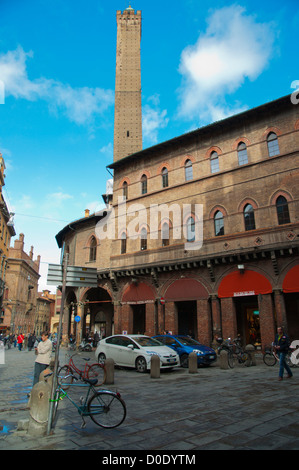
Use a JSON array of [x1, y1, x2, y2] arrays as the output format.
[[85, 209, 90, 218]]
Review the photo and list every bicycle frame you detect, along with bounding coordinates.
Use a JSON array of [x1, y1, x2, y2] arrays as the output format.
[[66, 353, 92, 379], [53, 380, 97, 417]]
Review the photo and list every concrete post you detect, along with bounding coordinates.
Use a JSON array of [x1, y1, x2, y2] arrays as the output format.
[[104, 358, 115, 385], [150, 354, 160, 378], [188, 352, 198, 374], [245, 344, 256, 366], [220, 350, 229, 369], [28, 381, 51, 436]]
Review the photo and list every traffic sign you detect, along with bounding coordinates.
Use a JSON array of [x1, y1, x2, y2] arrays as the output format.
[[47, 264, 98, 288]]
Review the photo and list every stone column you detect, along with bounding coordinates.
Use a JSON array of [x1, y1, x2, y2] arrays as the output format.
[[210, 294, 222, 341], [273, 289, 287, 330], [197, 299, 212, 345], [220, 297, 237, 339], [258, 293, 276, 350], [165, 302, 177, 334]]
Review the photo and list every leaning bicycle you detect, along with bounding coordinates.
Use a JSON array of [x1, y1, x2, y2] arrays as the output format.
[[49, 372, 126, 429], [217, 337, 250, 368], [263, 343, 297, 368], [58, 353, 106, 389]]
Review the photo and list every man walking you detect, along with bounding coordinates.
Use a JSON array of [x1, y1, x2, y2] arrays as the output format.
[[274, 326, 293, 381]]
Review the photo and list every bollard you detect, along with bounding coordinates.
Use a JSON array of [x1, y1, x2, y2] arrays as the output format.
[[28, 381, 51, 436], [188, 352, 198, 374], [220, 350, 229, 369], [104, 358, 115, 385], [150, 354, 160, 378], [245, 344, 256, 366]]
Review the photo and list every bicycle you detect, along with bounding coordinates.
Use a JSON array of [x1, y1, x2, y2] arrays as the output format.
[[48, 372, 126, 429], [218, 337, 250, 368], [58, 353, 106, 389], [263, 343, 297, 368]]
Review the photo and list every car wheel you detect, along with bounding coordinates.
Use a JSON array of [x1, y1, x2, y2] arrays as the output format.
[[98, 352, 106, 366], [180, 354, 189, 368], [135, 356, 147, 373]]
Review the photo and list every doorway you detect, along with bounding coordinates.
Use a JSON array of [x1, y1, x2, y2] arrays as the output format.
[[234, 296, 261, 347], [132, 304, 146, 334], [177, 301, 197, 338]]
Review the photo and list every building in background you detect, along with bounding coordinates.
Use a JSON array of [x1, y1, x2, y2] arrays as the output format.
[[113, 6, 142, 162], [35, 289, 56, 336], [3, 233, 40, 335], [0, 153, 16, 332]]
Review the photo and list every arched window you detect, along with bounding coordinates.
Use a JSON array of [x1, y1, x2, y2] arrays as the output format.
[[185, 159, 193, 181], [161, 222, 170, 247], [120, 232, 127, 254], [162, 167, 168, 188], [140, 227, 147, 251], [276, 196, 290, 225], [186, 217, 195, 242], [267, 132, 280, 157], [244, 204, 256, 231], [214, 211, 224, 236], [89, 236, 97, 261], [237, 142, 248, 165], [122, 181, 128, 200], [141, 174, 147, 195], [210, 151, 219, 173]]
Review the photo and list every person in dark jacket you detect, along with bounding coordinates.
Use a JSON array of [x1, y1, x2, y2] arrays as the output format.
[[274, 326, 293, 381]]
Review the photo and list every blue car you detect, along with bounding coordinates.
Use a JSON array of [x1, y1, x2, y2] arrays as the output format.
[[153, 335, 217, 368]]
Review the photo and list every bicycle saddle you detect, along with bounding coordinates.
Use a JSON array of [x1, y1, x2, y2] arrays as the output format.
[[83, 378, 98, 386]]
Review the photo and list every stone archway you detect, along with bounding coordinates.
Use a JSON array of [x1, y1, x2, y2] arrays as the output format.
[[81, 287, 113, 339]]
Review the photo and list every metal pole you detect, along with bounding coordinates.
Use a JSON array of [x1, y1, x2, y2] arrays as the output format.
[[47, 252, 69, 435]]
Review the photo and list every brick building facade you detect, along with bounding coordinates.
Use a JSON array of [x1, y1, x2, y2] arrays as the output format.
[[56, 93, 299, 349], [55, 7, 299, 350]]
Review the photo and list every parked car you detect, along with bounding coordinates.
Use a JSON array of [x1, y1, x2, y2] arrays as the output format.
[[95, 334, 180, 372], [153, 334, 217, 368]]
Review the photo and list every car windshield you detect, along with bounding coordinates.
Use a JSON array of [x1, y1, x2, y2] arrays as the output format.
[[134, 336, 163, 347], [178, 336, 201, 346]]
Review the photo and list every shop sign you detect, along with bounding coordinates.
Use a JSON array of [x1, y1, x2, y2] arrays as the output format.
[[233, 291, 255, 297]]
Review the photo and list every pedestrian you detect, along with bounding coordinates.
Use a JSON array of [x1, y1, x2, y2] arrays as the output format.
[[17, 332, 24, 351], [28, 333, 36, 351], [32, 331, 52, 387], [274, 326, 293, 381]]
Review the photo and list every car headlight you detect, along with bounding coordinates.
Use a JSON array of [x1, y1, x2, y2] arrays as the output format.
[[193, 349, 204, 355]]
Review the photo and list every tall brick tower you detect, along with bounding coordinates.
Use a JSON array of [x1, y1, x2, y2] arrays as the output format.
[[113, 5, 142, 162]]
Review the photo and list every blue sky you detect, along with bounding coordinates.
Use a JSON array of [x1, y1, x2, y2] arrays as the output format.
[[0, 0, 298, 291]]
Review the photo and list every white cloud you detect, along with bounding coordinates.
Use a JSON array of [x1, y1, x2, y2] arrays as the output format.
[[142, 95, 169, 144], [0, 46, 114, 125], [178, 5, 276, 123]]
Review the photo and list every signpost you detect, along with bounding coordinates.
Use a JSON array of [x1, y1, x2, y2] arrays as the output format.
[[46, 258, 98, 435]]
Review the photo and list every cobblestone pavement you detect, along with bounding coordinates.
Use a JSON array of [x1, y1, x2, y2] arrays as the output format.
[[0, 346, 298, 451]]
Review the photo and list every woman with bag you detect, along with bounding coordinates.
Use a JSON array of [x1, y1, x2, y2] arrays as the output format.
[[32, 331, 52, 387]]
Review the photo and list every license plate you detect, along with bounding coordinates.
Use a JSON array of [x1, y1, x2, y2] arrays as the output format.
[[209, 355, 215, 360]]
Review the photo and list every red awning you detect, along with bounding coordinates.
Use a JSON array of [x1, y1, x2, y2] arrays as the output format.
[[283, 265, 299, 293], [218, 270, 272, 298], [165, 278, 209, 301], [122, 282, 155, 304]]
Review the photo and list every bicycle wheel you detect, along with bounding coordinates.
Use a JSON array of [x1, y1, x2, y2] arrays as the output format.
[[87, 363, 106, 385], [88, 391, 126, 428], [228, 351, 234, 368], [239, 352, 250, 366], [263, 352, 276, 366], [57, 365, 74, 389]]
